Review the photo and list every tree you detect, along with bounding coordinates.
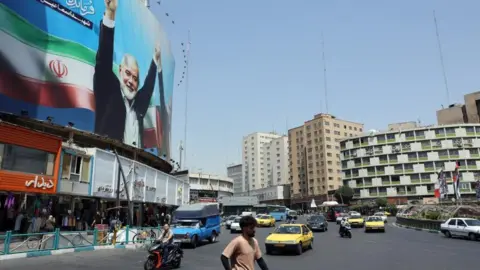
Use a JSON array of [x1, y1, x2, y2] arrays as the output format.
[[375, 197, 388, 208], [334, 186, 354, 204]]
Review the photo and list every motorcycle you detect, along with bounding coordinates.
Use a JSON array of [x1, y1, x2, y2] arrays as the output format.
[[339, 224, 352, 238], [144, 241, 183, 269]]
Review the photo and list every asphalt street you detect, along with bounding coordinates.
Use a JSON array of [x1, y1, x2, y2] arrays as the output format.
[[1, 217, 479, 270]]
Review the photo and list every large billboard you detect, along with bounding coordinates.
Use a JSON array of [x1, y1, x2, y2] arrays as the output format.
[[0, 0, 174, 159]]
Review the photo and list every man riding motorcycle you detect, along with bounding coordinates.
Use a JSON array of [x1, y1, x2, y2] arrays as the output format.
[[157, 224, 174, 265], [339, 217, 350, 234]]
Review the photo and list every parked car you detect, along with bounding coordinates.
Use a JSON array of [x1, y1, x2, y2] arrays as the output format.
[[307, 215, 328, 232], [440, 218, 480, 241]]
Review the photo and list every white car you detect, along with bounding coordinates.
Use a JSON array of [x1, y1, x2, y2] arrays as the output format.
[[374, 212, 388, 223], [348, 211, 361, 217], [440, 218, 480, 241], [336, 213, 349, 224], [230, 217, 242, 233], [225, 215, 237, 229]]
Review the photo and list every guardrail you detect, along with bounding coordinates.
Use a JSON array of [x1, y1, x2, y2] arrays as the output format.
[[395, 216, 444, 231], [0, 226, 162, 255]]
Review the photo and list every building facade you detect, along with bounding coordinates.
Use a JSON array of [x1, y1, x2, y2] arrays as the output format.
[[437, 91, 480, 125], [242, 132, 283, 192], [235, 184, 290, 205], [340, 124, 480, 203], [187, 172, 233, 202], [288, 114, 364, 204], [227, 164, 243, 194], [263, 136, 289, 187]]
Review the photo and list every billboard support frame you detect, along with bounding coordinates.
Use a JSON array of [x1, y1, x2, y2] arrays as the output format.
[[114, 149, 133, 226]]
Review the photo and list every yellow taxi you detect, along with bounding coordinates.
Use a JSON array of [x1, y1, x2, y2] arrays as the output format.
[[256, 215, 275, 227], [348, 216, 365, 228], [364, 216, 386, 233], [265, 224, 313, 255]]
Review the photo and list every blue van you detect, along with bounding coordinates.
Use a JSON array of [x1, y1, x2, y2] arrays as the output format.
[[171, 203, 221, 248]]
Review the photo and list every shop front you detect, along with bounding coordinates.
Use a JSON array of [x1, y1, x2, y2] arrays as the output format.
[[90, 148, 189, 226], [0, 122, 62, 233], [54, 144, 97, 231]]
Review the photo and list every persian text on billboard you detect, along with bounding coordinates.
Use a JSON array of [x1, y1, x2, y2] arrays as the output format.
[[0, 0, 174, 158]]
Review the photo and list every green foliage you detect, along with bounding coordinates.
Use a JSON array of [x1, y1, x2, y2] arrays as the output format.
[[334, 186, 354, 204], [424, 211, 441, 220], [375, 197, 388, 207]]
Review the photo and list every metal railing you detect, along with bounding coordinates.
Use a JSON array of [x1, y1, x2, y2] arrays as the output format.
[[0, 225, 163, 255]]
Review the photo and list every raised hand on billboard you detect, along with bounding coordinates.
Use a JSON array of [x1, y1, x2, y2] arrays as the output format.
[[154, 44, 162, 70], [104, 0, 118, 20]]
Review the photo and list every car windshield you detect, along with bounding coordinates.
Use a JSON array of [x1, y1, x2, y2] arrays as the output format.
[[349, 216, 362, 219], [465, 219, 480, 226], [288, 211, 297, 216], [367, 217, 382, 222], [374, 213, 384, 216], [274, 226, 301, 234], [174, 221, 199, 227], [228, 216, 237, 220], [234, 218, 241, 222], [309, 216, 325, 222], [259, 215, 270, 219]]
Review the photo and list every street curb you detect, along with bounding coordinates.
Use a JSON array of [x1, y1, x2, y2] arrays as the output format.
[[393, 223, 441, 234], [0, 244, 139, 261]]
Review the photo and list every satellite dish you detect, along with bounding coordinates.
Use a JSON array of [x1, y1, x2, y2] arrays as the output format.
[[368, 129, 378, 136]]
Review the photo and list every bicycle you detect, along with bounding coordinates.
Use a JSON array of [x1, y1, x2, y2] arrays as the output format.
[[132, 228, 157, 244]]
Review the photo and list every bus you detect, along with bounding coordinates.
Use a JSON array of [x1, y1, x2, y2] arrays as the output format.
[[321, 202, 348, 221], [267, 205, 287, 221]]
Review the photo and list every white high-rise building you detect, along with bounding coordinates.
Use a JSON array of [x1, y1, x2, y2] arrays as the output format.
[[242, 132, 289, 192]]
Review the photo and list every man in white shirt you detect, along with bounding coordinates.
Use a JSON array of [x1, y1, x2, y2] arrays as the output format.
[[93, 0, 163, 148]]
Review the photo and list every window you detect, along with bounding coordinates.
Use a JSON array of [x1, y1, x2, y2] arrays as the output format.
[[61, 154, 91, 182], [1, 144, 55, 175]]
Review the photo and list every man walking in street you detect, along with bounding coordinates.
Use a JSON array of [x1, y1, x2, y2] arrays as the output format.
[[220, 216, 269, 270]]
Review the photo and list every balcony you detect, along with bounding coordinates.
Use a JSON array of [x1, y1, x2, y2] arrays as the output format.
[[421, 178, 431, 184], [411, 179, 421, 184], [380, 160, 388, 164], [391, 181, 400, 185], [397, 190, 406, 195], [407, 190, 416, 195], [435, 133, 445, 138], [416, 135, 425, 140], [394, 169, 403, 174]]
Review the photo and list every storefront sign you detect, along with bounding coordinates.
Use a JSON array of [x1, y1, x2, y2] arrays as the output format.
[[25, 175, 55, 190], [0, 123, 61, 194]]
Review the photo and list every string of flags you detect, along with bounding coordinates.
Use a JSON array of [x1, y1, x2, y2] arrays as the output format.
[[155, 0, 189, 89]]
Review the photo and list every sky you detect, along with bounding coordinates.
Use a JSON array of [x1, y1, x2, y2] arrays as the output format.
[[149, 0, 480, 176]]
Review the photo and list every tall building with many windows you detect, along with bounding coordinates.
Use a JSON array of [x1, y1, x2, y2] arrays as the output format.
[[288, 114, 364, 206], [242, 132, 289, 192], [227, 164, 243, 194], [340, 124, 480, 203]]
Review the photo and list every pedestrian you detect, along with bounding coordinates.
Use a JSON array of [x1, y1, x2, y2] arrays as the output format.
[[220, 216, 269, 270]]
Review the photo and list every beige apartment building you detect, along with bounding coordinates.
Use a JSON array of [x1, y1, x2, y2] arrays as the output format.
[[288, 113, 364, 206], [437, 91, 480, 125]]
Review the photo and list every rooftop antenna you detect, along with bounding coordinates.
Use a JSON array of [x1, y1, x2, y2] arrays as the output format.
[[433, 10, 450, 106], [321, 32, 329, 114], [285, 117, 289, 136]]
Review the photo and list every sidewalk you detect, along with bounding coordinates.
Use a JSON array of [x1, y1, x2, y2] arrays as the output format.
[[393, 222, 441, 234]]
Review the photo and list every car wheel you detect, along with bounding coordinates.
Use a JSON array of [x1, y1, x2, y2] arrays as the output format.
[[468, 233, 476, 241], [444, 231, 452, 238], [266, 246, 273, 255], [209, 232, 217, 243], [191, 235, 198, 249], [296, 243, 303, 255], [382, 229, 386, 233]]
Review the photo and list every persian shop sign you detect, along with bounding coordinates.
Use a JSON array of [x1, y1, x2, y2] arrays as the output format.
[[25, 175, 55, 190]]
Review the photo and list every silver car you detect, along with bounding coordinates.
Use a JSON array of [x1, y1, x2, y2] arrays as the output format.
[[440, 218, 480, 241], [225, 215, 237, 229]]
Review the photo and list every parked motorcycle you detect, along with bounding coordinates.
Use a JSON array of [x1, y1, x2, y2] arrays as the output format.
[[144, 242, 183, 269], [339, 224, 352, 238]]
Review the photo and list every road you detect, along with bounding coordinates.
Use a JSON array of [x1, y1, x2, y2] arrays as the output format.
[[1, 217, 479, 270]]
